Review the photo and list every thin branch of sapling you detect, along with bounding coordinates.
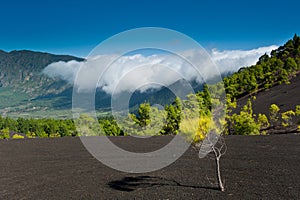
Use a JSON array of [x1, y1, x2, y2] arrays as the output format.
[[201, 131, 226, 192]]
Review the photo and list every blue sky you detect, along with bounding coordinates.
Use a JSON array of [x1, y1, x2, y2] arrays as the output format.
[[1, 0, 299, 57]]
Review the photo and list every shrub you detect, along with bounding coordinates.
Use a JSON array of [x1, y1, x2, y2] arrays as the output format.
[[231, 112, 260, 135], [281, 110, 295, 127], [0, 128, 10, 139], [258, 114, 269, 129], [12, 134, 25, 139], [269, 104, 280, 124], [180, 115, 213, 143], [26, 131, 36, 138], [230, 99, 260, 135]]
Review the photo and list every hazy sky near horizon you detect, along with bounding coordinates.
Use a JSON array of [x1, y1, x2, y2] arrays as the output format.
[[1, 0, 299, 57]]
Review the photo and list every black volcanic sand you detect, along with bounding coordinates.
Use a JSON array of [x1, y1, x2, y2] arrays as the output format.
[[237, 74, 300, 114], [0, 135, 300, 199]]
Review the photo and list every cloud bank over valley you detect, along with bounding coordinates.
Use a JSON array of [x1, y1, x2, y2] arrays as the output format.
[[43, 45, 277, 94]]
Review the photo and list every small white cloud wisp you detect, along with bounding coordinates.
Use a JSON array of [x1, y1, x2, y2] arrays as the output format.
[[42, 45, 277, 94]]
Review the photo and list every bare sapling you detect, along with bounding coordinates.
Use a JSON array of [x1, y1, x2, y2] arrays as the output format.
[[198, 130, 227, 192]]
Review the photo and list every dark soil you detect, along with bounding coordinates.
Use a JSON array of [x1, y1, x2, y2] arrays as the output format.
[[1, 73, 300, 199], [0, 135, 300, 199], [236, 74, 300, 115]]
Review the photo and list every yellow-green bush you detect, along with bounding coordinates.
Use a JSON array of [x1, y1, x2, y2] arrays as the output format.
[[258, 114, 269, 129], [26, 131, 36, 138], [281, 110, 295, 127], [12, 134, 25, 139], [180, 115, 212, 143], [269, 104, 280, 122], [0, 128, 10, 139]]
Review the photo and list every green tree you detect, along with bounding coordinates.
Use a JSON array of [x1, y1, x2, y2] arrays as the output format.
[[58, 122, 70, 137], [122, 103, 166, 136], [3, 117, 17, 131], [132, 103, 151, 127], [202, 84, 212, 111], [99, 119, 122, 136], [163, 97, 182, 135], [17, 118, 30, 134], [285, 57, 297, 73]]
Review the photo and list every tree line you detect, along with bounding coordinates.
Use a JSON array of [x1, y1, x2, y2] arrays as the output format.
[[0, 116, 77, 139]]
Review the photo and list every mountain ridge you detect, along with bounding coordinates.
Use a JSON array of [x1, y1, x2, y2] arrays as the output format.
[[0, 49, 84, 96], [0, 49, 85, 117]]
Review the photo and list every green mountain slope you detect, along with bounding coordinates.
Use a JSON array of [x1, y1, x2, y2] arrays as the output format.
[[224, 34, 300, 99], [0, 50, 84, 96], [0, 50, 84, 117]]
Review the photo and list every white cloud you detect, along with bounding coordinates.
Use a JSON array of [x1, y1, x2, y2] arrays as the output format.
[[211, 45, 278, 73], [43, 60, 81, 83], [42, 45, 278, 94]]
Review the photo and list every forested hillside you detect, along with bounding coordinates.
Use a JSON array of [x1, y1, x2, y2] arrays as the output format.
[[224, 34, 300, 99]]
